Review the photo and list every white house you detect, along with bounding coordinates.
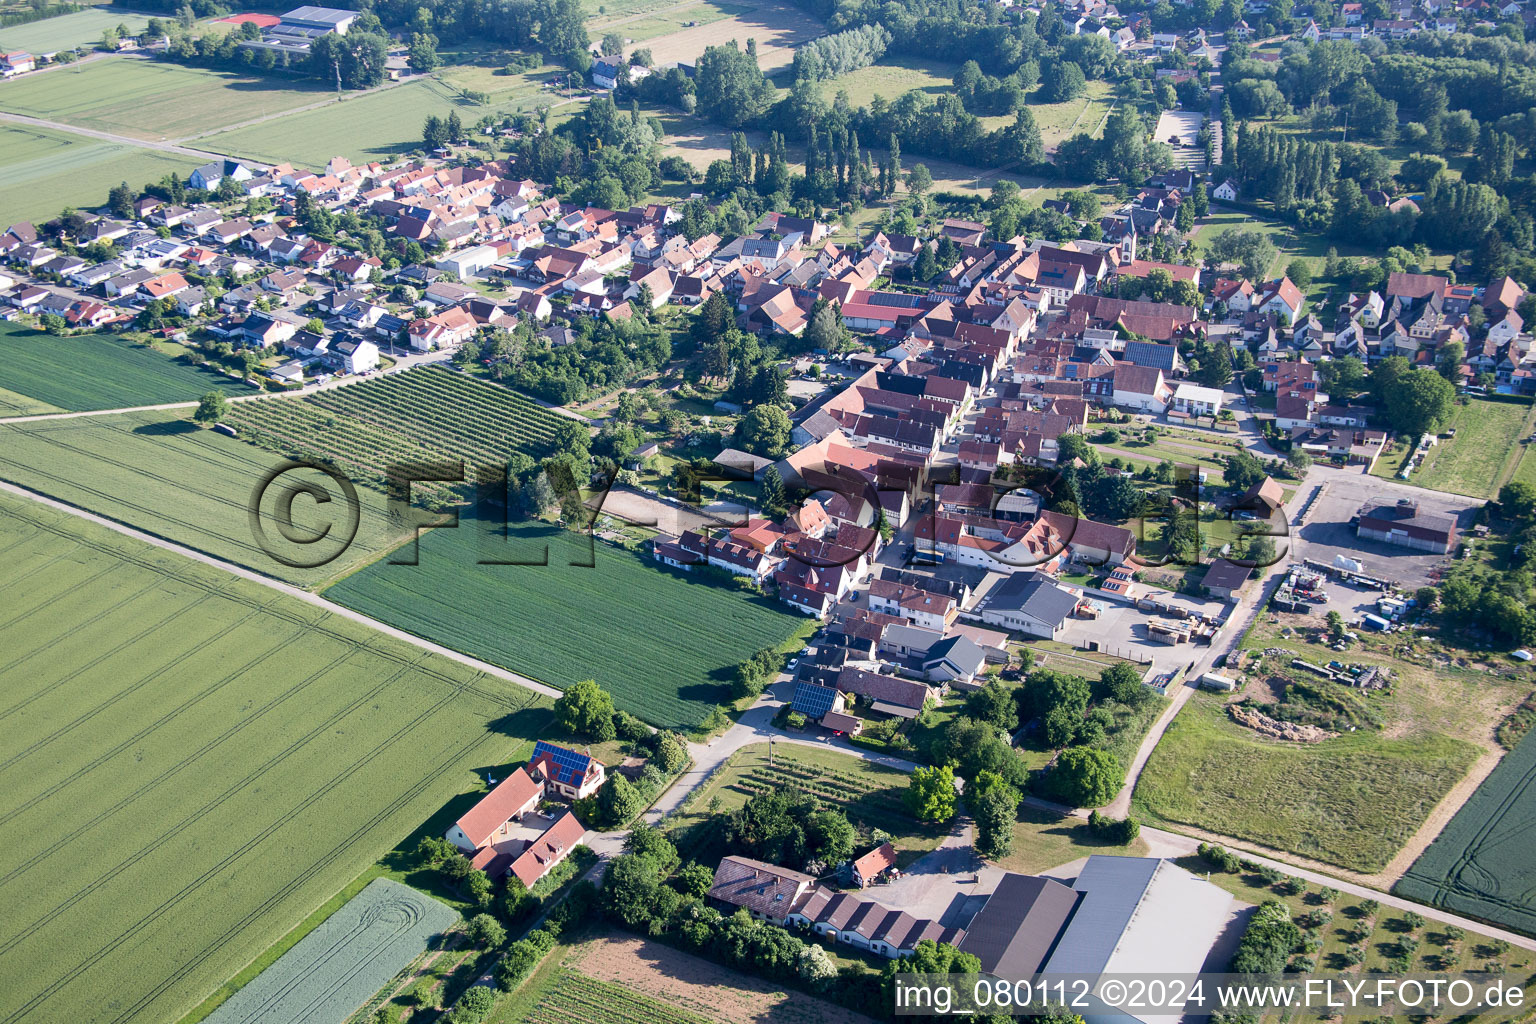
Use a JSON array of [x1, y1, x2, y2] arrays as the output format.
[[331, 336, 379, 373], [1171, 382, 1225, 417], [1212, 180, 1239, 202]]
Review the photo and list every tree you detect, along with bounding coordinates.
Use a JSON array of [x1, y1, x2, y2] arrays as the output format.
[[1326, 610, 1347, 642], [1382, 368, 1455, 436], [193, 391, 229, 424], [970, 771, 1021, 860], [761, 465, 787, 517], [905, 163, 932, 195], [407, 31, 440, 73], [1285, 260, 1312, 290], [904, 764, 957, 822], [1056, 433, 1098, 466], [1097, 661, 1145, 703], [1205, 230, 1278, 281], [1435, 340, 1465, 382], [795, 943, 838, 990], [803, 301, 849, 354], [1047, 746, 1121, 808], [466, 913, 506, 947], [554, 678, 618, 740], [734, 404, 791, 457], [599, 774, 645, 825], [694, 42, 773, 128], [601, 31, 624, 55], [1500, 482, 1536, 520], [1223, 451, 1268, 492], [966, 680, 1018, 733], [108, 181, 135, 219]]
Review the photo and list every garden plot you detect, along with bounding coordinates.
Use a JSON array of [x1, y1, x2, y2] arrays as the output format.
[[204, 879, 458, 1024]]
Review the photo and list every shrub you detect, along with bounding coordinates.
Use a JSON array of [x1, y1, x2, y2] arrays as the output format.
[[466, 913, 506, 948], [1087, 810, 1140, 844], [448, 985, 496, 1024], [1199, 843, 1242, 873], [495, 928, 557, 991]]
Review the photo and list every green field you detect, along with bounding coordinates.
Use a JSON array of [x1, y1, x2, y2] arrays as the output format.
[[0, 384, 62, 417], [0, 59, 329, 141], [203, 879, 458, 1024], [0, 7, 148, 52], [203, 78, 503, 167], [0, 121, 199, 227], [818, 54, 955, 109], [603, 0, 751, 42], [324, 518, 804, 729], [0, 407, 412, 588], [0, 322, 259, 411], [519, 968, 713, 1024], [1134, 692, 1477, 872], [1397, 727, 1536, 936], [1394, 398, 1536, 499], [0, 492, 549, 1024], [226, 366, 569, 501], [1130, 604, 1529, 874]]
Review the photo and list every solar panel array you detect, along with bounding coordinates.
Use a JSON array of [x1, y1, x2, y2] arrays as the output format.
[[865, 292, 924, 308], [531, 740, 590, 783], [791, 681, 839, 718]]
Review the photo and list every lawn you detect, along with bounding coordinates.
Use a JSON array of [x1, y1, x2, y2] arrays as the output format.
[[1395, 398, 1536, 499], [992, 803, 1148, 876], [324, 517, 806, 729], [0, 406, 413, 589], [1396, 726, 1536, 937], [667, 742, 952, 867], [0, 7, 148, 52], [0, 121, 200, 227], [0, 59, 328, 141], [0, 321, 259, 411], [0, 492, 549, 1024], [818, 54, 957, 109], [1131, 608, 1534, 874], [202, 77, 489, 168], [1024, 79, 1117, 146]]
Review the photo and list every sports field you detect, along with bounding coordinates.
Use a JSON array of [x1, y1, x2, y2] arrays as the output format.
[[1396, 727, 1536, 936], [0, 407, 412, 589], [203, 78, 493, 167], [0, 59, 328, 141], [0, 7, 148, 53], [0, 121, 199, 227], [0, 492, 549, 1024], [324, 515, 805, 729], [0, 322, 259, 411]]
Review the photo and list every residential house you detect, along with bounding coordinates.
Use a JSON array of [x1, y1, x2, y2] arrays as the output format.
[[528, 740, 607, 800]]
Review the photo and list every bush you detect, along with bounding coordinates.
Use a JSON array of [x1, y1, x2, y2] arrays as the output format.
[[1087, 810, 1140, 844], [1199, 843, 1242, 873], [447, 985, 496, 1024], [495, 928, 557, 991], [466, 913, 506, 948], [786, 710, 808, 729]]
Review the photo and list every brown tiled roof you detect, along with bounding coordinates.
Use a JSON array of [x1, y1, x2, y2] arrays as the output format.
[[453, 767, 542, 848]]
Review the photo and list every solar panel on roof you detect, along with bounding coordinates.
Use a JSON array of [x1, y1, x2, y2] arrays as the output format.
[[865, 292, 923, 308], [791, 682, 838, 718], [531, 741, 590, 782]]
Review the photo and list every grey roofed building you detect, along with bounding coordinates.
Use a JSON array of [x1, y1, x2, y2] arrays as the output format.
[[1043, 856, 1232, 986], [958, 873, 1080, 976], [975, 572, 1080, 638], [1121, 340, 1183, 373], [923, 634, 987, 682]]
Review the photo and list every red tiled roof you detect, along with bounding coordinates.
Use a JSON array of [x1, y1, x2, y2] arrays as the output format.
[[454, 767, 542, 849]]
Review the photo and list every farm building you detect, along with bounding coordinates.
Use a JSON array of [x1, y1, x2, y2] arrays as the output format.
[[444, 767, 542, 853], [1356, 498, 1458, 554]]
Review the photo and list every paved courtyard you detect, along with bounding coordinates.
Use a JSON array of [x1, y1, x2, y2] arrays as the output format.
[[1289, 476, 1473, 589]]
